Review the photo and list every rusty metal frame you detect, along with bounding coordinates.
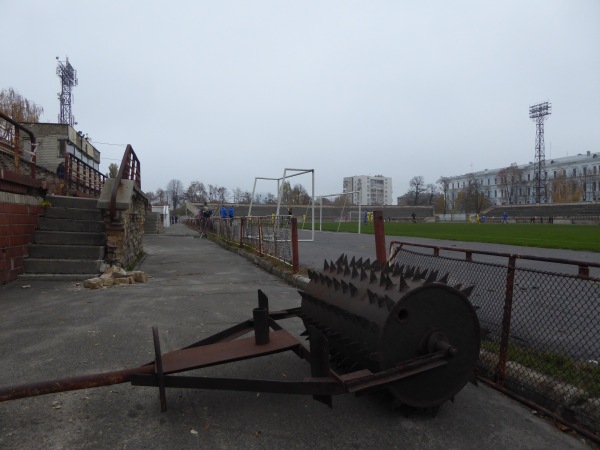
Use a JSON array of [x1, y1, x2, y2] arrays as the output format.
[[0, 291, 450, 412]]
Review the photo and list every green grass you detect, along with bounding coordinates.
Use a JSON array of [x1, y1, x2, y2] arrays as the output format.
[[482, 341, 600, 396], [313, 222, 600, 252]]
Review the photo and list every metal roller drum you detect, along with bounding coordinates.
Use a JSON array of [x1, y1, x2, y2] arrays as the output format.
[[299, 254, 481, 409]]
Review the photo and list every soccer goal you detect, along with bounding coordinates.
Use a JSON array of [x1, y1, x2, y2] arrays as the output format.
[[248, 168, 316, 242], [317, 191, 362, 234]]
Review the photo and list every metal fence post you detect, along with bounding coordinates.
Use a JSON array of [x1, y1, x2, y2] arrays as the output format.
[[497, 254, 517, 385], [258, 217, 264, 257], [374, 210, 386, 264], [291, 217, 299, 274], [239, 217, 244, 248]]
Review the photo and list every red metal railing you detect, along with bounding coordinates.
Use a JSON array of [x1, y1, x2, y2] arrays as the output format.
[[0, 111, 37, 179], [64, 153, 105, 197], [109, 144, 141, 218], [187, 216, 299, 274]]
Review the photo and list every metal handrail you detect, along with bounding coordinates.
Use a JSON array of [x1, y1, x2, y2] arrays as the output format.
[[0, 111, 37, 178], [64, 153, 106, 197], [109, 144, 141, 218]]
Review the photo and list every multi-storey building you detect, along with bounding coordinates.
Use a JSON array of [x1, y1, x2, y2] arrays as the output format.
[[19, 122, 100, 174], [446, 151, 600, 209], [343, 175, 393, 206]]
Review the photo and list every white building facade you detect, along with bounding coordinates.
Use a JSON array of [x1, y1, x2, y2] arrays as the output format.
[[343, 175, 393, 206], [446, 151, 600, 209]]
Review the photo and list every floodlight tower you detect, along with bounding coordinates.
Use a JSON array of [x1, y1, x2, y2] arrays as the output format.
[[529, 101, 551, 203], [56, 56, 78, 126]]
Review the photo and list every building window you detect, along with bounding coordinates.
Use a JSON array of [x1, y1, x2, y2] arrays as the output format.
[[58, 140, 66, 157], [554, 171, 557, 178], [527, 173, 530, 181]]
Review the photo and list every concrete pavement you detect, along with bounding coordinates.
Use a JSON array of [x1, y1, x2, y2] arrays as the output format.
[[0, 223, 592, 449]]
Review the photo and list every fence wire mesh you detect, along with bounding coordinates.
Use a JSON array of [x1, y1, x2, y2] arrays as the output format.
[[391, 244, 600, 434], [187, 216, 294, 267]]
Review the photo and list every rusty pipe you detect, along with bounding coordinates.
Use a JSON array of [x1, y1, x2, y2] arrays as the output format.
[[0, 364, 154, 403]]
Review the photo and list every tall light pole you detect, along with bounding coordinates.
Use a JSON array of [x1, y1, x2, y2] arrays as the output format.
[[56, 56, 78, 126], [529, 101, 551, 203]]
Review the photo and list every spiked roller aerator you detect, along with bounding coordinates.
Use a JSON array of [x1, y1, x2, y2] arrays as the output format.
[[300, 254, 481, 409]]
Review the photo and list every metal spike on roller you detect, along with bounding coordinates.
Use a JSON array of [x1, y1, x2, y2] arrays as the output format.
[[299, 254, 481, 410]]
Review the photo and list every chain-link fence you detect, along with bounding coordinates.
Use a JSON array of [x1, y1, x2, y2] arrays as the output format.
[[187, 216, 298, 272], [389, 242, 600, 435]]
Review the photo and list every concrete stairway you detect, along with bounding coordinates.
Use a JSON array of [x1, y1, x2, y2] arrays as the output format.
[[144, 211, 164, 234], [21, 196, 107, 281]]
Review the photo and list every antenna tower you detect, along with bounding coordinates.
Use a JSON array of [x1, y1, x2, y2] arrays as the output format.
[[529, 101, 551, 203], [56, 56, 78, 126]]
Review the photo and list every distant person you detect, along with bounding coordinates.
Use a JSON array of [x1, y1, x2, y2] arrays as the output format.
[[502, 211, 508, 224], [287, 207, 293, 224], [56, 162, 65, 179], [364, 210, 368, 225], [411, 213, 416, 223], [220, 204, 227, 219], [201, 203, 213, 237], [228, 205, 234, 224], [481, 215, 486, 223], [476, 213, 481, 224]]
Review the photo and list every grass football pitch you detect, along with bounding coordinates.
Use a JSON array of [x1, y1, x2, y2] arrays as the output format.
[[312, 222, 599, 252]]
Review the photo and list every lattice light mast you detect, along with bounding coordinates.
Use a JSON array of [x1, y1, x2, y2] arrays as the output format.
[[529, 101, 551, 203], [56, 56, 78, 126]]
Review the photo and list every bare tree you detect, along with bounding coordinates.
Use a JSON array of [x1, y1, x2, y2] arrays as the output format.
[[186, 181, 207, 203], [264, 193, 276, 204], [144, 191, 158, 204], [231, 187, 243, 203], [156, 188, 166, 204], [425, 184, 438, 205], [437, 176, 450, 214], [166, 179, 184, 210], [241, 191, 252, 204], [216, 186, 229, 203], [409, 176, 425, 206], [462, 173, 490, 213], [497, 163, 523, 204]]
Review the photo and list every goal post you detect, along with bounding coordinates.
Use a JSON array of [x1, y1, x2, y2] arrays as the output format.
[[248, 168, 316, 242], [317, 191, 362, 234]]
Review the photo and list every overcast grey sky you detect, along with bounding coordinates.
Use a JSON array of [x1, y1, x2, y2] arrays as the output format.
[[3, 0, 599, 199]]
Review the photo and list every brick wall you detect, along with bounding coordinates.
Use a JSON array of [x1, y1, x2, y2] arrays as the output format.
[[0, 195, 43, 284]]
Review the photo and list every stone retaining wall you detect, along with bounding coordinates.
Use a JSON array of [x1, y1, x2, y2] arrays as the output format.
[[101, 183, 148, 269]]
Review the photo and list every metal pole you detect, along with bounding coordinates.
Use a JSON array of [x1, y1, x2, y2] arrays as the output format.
[[374, 210, 386, 264], [497, 255, 516, 385], [291, 218, 299, 274], [311, 170, 315, 241]]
